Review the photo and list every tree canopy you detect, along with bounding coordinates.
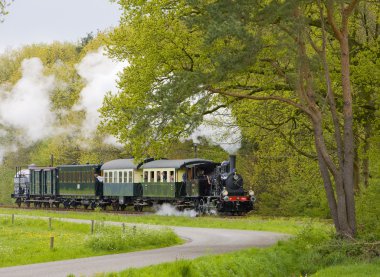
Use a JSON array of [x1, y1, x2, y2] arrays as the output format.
[[103, 0, 380, 237]]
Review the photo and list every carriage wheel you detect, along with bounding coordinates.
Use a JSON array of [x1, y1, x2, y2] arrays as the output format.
[[90, 202, 97, 210], [25, 201, 30, 208], [120, 204, 126, 211], [16, 198, 21, 207], [134, 205, 143, 212], [112, 202, 120, 211]]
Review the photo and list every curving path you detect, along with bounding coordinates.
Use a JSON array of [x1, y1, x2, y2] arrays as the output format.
[[0, 216, 289, 277]]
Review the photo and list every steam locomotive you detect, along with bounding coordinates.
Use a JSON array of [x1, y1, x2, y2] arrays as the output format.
[[12, 155, 255, 215]]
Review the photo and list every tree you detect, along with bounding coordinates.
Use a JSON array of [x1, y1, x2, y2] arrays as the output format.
[[0, 0, 12, 22], [102, 0, 378, 238]]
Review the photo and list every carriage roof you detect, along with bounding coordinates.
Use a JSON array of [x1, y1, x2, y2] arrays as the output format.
[[141, 159, 216, 169], [101, 159, 138, 170]]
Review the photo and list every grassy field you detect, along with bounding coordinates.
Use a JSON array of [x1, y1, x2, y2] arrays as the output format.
[[96, 228, 380, 277], [1, 207, 378, 276], [0, 207, 332, 235], [0, 215, 180, 267]]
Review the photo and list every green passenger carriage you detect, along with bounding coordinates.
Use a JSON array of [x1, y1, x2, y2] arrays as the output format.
[[101, 159, 142, 209], [29, 167, 58, 207], [140, 159, 217, 199], [57, 164, 102, 208]]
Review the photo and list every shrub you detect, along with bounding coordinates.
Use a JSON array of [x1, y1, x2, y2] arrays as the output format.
[[85, 224, 180, 251]]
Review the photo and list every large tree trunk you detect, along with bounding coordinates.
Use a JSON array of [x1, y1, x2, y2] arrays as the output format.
[[339, 12, 356, 238]]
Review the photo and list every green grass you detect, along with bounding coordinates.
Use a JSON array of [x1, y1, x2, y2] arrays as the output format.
[[0, 215, 180, 267], [313, 261, 380, 276], [0, 207, 332, 235], [96, 228, 380, 277]]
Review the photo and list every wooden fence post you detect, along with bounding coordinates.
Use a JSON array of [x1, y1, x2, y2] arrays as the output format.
[[11, 214, 14, 224], [49, 217, 52, 230], [91, 220, 94, 234], [122, 223, 125, 233], [50, 236, 54, 250]]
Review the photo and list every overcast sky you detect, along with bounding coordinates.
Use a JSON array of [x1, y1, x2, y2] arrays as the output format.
[[0, 0, 122, 53]]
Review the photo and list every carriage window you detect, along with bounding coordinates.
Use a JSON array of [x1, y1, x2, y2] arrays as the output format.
[[144, 171, 148, 182], [113, 171, 117, 183], [121, 171, 126, 183], [157, 171, 161, 182], [169, 171, 175, 182], [162, 171, 168, 182], [104, 172, 108, 183], [128, 171, 133, 183], [109, 171, 113, 183], [150, 171, 154, 182], [119, 171, 122, 183]]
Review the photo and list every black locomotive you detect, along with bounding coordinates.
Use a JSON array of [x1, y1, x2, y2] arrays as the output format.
[[12, 155, 255, 215]]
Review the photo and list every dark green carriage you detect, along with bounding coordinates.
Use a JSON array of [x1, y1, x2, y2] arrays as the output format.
[[140, 159, 217, 199], [30, 167, 58, 196], [57, 164, 102, 197], [101, 159, 142, 197]]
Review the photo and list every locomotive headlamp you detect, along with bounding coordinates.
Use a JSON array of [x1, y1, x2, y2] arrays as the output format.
[[222, 188, 228, 196], [249, 190, 255, 196]]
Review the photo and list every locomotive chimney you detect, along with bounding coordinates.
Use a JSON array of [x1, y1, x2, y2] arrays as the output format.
[[229, 155, 236, 173]]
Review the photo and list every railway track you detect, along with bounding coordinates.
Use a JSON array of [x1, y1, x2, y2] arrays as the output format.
[[0, 204, 154, 216]]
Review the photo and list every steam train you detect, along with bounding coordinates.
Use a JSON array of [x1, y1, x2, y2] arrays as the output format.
[[11, 155, 255, 215]]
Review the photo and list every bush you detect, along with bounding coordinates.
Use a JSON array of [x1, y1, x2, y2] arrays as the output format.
[[85, 224, 180, 252], [357, 181, 380, 239]]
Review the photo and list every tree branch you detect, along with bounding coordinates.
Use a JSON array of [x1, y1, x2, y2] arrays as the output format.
[[344, 0, 360, 17], [207, 87, 312, 116], [326, 0, 343, 41]]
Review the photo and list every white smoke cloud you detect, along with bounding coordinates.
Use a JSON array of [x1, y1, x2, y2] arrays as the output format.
[[191, 108, 242, 154], [74, 48, 128, 138], [155, 203, 197, 217], [0, 58, 56, 142]]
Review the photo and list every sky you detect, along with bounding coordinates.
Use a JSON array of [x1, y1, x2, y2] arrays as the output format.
[[0, 0, 122, 53]]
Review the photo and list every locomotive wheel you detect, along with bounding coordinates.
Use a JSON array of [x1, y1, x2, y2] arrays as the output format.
[[193, 199, 199, 212], [199, 199, 206, 215], [16, 198, 21, 207], [25, 201, 30, 208]]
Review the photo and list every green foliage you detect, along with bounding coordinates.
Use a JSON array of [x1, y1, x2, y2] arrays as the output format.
[[357, 180, 380, 239]]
